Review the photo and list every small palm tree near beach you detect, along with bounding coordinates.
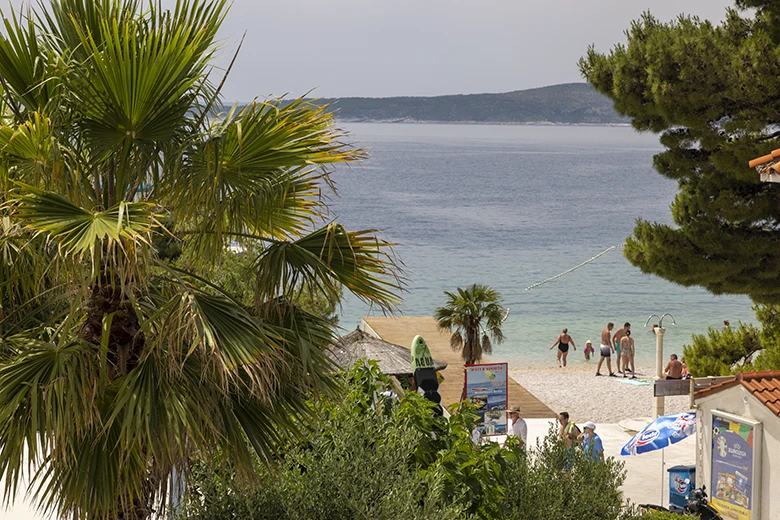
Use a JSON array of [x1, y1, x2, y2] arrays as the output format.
[[0, 1, 401, 519], [434, 284, 508, 365]]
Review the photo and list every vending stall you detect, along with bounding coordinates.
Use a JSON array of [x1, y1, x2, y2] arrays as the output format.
[[694, 370, 780, 520]]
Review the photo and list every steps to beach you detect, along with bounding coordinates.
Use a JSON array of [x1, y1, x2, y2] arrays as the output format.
[[362, 316, 556, 418]]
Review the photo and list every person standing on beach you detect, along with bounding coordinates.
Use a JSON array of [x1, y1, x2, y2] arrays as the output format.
[[612, 322, 630, 374], [596, 323, 616, 376], [549, 328, 576, 368], [557, 411, 581, 448], [664, 354, 684, 379], [504, 405, 527, 449], [620, 330, 636, 379], [579, 421, 604, 462]]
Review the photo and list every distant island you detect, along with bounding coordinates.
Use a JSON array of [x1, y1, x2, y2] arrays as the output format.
[[306, 83, 627, 125]]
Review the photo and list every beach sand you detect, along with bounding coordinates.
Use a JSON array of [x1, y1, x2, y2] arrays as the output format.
[[509, 365, 692, 424]]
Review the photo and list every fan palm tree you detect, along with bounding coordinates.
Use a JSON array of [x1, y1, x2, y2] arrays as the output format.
[[0, 1, 401, 519], [434, 284, 507, 365]]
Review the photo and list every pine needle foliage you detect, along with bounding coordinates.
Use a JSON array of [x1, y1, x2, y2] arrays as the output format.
[[579, 1, 780, 303]]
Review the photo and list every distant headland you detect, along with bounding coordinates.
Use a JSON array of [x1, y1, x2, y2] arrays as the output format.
[[305, 83, 628, 125]]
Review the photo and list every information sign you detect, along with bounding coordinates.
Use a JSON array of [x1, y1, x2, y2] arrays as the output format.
[[710, 411, 762, 520], [464, 363, 508, 436]]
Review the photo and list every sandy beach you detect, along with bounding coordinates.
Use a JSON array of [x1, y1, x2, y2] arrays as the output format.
[[509, 365, 693, 424]]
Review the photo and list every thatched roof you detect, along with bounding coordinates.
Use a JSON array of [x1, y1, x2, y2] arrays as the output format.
[[330, 329, 448, 376]]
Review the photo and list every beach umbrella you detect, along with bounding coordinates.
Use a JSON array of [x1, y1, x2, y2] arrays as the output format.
[[621, 412, 697, 456]]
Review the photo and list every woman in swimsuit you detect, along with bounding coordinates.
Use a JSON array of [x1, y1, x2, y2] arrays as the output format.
[[550, 328, 576, 367], [620, 330, 635, 379]]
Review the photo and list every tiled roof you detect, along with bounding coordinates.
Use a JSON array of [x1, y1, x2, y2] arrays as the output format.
[[748, 149, 780, 181], [748, 149, 780, 169], [694, 370, 780, 417]]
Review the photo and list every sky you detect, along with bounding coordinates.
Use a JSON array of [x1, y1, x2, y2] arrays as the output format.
[[205, 0, 737, 101], [0, 0, 739, 100]]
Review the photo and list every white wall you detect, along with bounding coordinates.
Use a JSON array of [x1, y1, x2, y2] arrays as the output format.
[[695, 386, 780, 520]]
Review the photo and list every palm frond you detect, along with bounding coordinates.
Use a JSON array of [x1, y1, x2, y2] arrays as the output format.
[[0, 113, 58, 179], [0, 5, 60, 112], [173, 97, 367, 264], [449, 332, 463, 352], [0, 337, 102, 507], [481, 334, 492, 356], [254, 223, 402, 312], [14, 184, 158, 255]]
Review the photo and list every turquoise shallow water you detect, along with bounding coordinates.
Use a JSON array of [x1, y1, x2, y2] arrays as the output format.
[[329, 123, 755, 367]]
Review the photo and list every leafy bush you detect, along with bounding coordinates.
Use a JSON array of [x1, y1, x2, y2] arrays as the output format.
[[683, 304, 780, 376], [179, 361, 635, 520], [501, 423, 633, 520], [684, 325, 762, 376]]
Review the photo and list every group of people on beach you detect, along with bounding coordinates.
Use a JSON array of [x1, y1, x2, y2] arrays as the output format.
[[558, 411, 603, 462], [549, 322, 636, 376], [550, 321, 690, 380], [496, 406, 604, 463], [595, 322, 635, 378]]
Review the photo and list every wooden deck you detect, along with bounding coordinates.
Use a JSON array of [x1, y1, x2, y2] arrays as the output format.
[[362, 316, 556, 418]]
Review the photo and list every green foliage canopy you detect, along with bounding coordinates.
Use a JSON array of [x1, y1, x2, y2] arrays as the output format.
[[684, 304, 780, 375], [0, 1, 400, 519], [180, 361, 635, 520], [579, 1, 780, 303], [434, 284, 508, 365]]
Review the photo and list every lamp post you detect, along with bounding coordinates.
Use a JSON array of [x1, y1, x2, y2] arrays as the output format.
[[645, 313, 677, 418], [645, 313, 677, 508]]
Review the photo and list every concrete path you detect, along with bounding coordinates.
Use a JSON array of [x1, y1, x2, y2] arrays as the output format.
[[363, 316, 556, 418], [516, 419, 697, 509]]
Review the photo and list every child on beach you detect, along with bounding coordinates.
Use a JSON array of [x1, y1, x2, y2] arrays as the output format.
[[620, 331, 635, 379], [584, 340, 594, 361]]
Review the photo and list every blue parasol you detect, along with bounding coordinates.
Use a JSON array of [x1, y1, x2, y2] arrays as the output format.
[[621, 412, 697, 456]]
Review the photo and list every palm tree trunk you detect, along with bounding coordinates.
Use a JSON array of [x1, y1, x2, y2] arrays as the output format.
[[80, 271, 144, 378]]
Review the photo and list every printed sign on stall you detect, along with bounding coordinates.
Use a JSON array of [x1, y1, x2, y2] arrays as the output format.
[[464, 363, 508, 436], [710, 414, 757, 520]]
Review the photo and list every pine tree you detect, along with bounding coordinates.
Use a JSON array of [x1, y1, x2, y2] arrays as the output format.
[[579, 1, 780, 303]]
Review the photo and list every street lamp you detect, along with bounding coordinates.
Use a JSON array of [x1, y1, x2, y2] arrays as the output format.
[[645, 313, 677, 418]]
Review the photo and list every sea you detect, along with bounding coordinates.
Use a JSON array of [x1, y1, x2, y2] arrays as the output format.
[[328, 123, 755, 368]]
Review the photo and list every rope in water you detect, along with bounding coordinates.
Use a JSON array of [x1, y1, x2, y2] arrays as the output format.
[[525, 244, 625, 291]]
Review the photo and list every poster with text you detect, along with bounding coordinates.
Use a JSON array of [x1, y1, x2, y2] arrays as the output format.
[[464, 363, 507, 436], [710, 415, 755, 520]]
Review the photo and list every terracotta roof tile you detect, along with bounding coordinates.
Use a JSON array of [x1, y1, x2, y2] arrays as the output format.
[[695, 370, 780, 417], [748, 150, 780, 180], [694, 376, 740, 398]]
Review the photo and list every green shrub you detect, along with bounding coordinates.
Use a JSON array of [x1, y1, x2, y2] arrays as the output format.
[[501, 423, 634, 520], [179, 361, 635, 520]]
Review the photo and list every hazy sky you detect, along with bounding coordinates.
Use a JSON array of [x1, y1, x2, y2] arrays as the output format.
[[208, 0, 736, 101], [3, 0, 738, 100]]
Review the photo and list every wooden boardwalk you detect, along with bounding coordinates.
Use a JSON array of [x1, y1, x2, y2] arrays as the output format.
[[362, 316, 556, 418]]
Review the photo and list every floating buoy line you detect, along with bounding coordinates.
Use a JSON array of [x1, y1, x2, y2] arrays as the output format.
[[525, 244, 625, 291]]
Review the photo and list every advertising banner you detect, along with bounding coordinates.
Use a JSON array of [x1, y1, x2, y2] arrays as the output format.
[[710, 413, 757, 520], [464, 363, 508, 436]]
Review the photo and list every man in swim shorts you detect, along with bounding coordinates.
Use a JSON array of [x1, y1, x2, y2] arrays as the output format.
[[612, 322, 630, 374], [596, 323, 616, 376]]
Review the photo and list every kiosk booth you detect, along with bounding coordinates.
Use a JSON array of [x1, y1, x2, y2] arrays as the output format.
[[694, 370, 780, 520]]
